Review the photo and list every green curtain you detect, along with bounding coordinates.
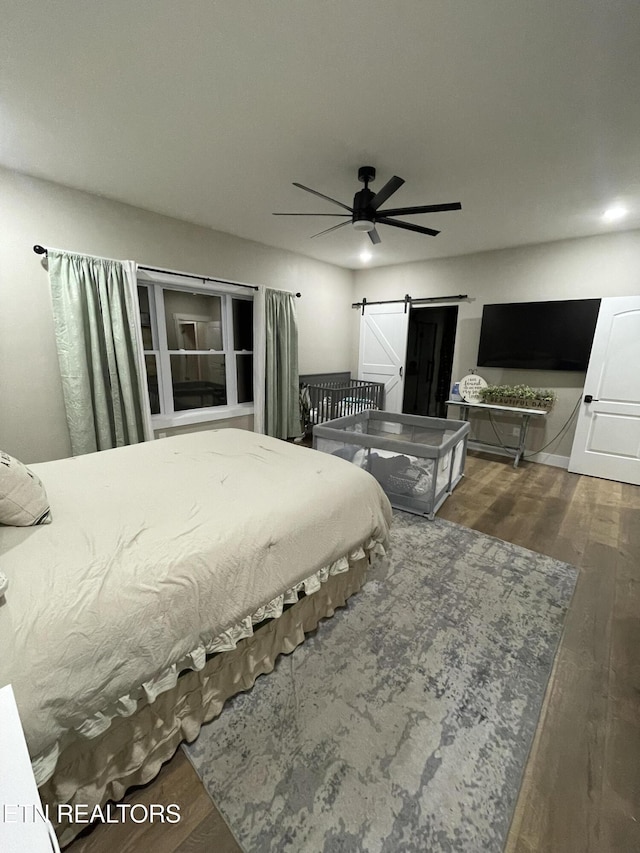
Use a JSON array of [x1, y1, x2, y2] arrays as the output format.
[[48, 250, 149, 456], [264, 289, 301, 439]]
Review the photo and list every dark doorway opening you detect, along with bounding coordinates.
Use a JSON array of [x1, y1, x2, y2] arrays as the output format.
[[402, 305, 458, 418]]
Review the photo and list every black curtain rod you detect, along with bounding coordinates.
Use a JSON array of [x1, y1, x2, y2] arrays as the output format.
[[352, 293, 467, 314], [33, 246, 301, 297], [138, 264, 263, 292]]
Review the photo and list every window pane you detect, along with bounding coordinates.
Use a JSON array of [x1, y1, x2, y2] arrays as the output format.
[[236, 354, 253, 403], [144, 354, 160, 414], [137, 286, 153, 350], [137, 285, 150, 315], [170, 354, 227, 410], [232, 299, 253, 351], [164, 291, 222, 350]]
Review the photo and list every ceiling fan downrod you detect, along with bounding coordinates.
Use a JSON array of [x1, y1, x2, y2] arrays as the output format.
[[353, 166, 376, 231]]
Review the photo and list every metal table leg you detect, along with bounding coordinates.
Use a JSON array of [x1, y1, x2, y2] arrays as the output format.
[[514, 414, 531, 468]]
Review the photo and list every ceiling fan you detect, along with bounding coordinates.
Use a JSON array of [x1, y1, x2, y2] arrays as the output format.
[[273, 166, 461, 244]]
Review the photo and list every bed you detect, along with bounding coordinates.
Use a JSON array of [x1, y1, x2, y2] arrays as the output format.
[[0, 429, 392, 845]]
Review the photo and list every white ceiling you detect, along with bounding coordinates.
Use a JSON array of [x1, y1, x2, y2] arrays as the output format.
[[2, 1, 639, 270]]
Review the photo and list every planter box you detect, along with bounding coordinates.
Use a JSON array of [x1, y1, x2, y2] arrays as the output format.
[[481, 395, 554, 411]]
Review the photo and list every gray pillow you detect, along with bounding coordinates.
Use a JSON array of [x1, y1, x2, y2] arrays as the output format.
[[0, 450, 52, 526]]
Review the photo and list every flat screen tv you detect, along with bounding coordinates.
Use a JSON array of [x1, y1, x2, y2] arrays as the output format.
[[477, 299, 601, 371]]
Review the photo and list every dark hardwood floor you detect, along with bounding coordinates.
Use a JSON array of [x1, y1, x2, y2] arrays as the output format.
[[68, 453, 640, 852]]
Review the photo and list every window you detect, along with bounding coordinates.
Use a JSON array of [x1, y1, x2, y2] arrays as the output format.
[[137, 280, 253, 426]]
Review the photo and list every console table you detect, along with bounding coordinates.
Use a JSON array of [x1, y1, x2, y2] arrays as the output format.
[[446, 400, 548, 468]]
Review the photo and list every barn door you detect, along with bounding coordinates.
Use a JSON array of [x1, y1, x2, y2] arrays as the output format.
[[358, 302, 409, 413]]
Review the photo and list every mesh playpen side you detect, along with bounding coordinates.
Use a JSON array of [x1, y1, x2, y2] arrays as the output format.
[[313, 409, 469, 519], [300, 378, 385, 432]]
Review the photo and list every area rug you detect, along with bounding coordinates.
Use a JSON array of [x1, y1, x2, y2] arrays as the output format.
[[183, 514, 578, 852]]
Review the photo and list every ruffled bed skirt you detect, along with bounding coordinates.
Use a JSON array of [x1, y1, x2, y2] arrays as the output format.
[[42, 552, 371, 847]]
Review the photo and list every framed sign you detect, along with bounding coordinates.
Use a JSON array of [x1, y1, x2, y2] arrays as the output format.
[[459, 373, 487, 403]]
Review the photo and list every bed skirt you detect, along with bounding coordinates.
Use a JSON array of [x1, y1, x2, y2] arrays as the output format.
[[41, 552, 371, 847]]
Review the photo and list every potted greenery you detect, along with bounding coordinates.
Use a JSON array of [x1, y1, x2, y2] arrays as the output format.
[[478, 384, 556, 411]]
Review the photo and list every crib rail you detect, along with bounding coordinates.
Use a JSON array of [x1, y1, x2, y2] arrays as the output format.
[[302, 379, 385, 430]]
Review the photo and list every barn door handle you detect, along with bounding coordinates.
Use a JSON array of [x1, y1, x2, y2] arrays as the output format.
[[584, 394, 599, 403], [399, 365, 403, 377]]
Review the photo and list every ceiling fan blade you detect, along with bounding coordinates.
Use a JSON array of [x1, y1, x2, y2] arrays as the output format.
[[292, 182, 352, 212], [310, 221, 352, 239], [368, 227, 381, 245], [273, 212, 351, 216], [370, 175, 405, 210], [377, 217, 440, 237], [377, 202, 462, 217]]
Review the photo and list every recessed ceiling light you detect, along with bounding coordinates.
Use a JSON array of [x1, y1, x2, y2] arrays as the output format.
[[602, 204, 628, 223], [360, 249, 372, 263]]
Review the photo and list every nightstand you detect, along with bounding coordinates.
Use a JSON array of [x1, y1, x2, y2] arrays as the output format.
[[0, 684, 60, 852]]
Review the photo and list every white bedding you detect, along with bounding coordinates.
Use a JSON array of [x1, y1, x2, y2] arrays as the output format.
[[0, 429, 391, 783]]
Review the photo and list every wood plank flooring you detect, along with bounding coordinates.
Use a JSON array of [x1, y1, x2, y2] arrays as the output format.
[[68, 453, 640, 852]]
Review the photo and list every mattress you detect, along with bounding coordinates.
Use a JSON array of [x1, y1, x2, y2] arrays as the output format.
[[0, 429, 391, 784]]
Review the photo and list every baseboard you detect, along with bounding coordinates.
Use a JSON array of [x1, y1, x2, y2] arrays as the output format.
[[526, 451, 570, 469], [468, 441, 570, 470]]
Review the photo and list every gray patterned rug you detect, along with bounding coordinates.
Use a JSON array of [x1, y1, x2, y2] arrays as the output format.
[[184, 514, 577, 852]]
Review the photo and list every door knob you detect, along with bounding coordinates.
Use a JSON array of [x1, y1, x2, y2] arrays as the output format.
[[584, 394, 599, 403]]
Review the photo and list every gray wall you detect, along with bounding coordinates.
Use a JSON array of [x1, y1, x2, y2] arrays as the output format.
[[3, 163, 638, 468], [353, 230, 640, 463], [0, 167, 354, 462]]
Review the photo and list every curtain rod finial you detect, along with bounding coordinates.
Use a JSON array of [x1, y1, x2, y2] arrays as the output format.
[[33, 244, 47, 255], [295, 292, 301, 298]]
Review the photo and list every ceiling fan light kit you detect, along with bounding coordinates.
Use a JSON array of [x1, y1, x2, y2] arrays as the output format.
[[353, 219, 375, 232], [274, 165, 461, 245]]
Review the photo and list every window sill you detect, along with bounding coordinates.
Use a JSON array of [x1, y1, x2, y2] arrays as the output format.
[[151, 403, 254, 430]]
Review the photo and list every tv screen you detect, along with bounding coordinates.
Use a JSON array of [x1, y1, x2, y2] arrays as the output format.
[[477, 299, 601, 371]]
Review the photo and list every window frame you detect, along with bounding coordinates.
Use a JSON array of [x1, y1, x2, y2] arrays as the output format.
[[137, 270, 254, 430]]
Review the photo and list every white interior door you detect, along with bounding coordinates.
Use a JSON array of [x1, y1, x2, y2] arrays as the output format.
[[568, 296, 640, 485], [358, 303, 409, 412]]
